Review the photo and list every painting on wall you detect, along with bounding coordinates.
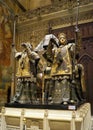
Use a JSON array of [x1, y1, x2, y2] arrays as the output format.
[[0, 4, 13, 91]]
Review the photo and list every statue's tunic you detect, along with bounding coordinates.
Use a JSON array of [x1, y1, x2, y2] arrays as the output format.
[[51, 44, 73, 76], [16, 52, 31, 78]]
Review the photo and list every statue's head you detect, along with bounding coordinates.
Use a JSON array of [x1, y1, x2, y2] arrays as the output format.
[[58, 33, 67, 45], [21, 42, 33, 50]]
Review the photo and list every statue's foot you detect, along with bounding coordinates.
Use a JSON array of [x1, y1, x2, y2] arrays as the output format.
[[62, 101, 68, 105], [69, 99, 78, 104], [48, 97, 53, 104], [10, 100, 19, 104]]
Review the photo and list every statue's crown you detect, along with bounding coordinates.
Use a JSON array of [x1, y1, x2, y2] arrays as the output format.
[[58, 33, 66, 39]]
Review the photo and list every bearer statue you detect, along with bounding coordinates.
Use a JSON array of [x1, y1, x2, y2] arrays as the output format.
[[11, 42, 40, 104], [35, 32, 86, 105]]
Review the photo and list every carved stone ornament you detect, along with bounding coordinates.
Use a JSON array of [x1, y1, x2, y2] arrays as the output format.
[[16, 0, 93, 47], [17, 0, 93, 24]]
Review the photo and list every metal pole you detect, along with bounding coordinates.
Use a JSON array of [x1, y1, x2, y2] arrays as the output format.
[[11, 16, 17, 99]]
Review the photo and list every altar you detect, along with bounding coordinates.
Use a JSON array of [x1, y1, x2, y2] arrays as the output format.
[[0, 103, 92, 130]]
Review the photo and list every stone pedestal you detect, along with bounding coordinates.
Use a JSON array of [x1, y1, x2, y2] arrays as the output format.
[[0, 103, 92, 130]]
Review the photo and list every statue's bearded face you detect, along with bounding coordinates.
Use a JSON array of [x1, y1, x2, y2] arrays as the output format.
[[59, 35, 66, 45]]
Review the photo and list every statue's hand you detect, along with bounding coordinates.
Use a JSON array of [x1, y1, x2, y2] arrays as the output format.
[[21, 42, 33, 50], [21, 42, 27, 48]]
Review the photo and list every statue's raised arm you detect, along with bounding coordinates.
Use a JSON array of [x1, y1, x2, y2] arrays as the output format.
[[11, 42, 40, 104], [40, 32, 86, 105]]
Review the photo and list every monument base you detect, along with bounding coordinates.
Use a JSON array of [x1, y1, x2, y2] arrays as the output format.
[[5, 100, 86, 110], [0, 103, 91, 130]]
